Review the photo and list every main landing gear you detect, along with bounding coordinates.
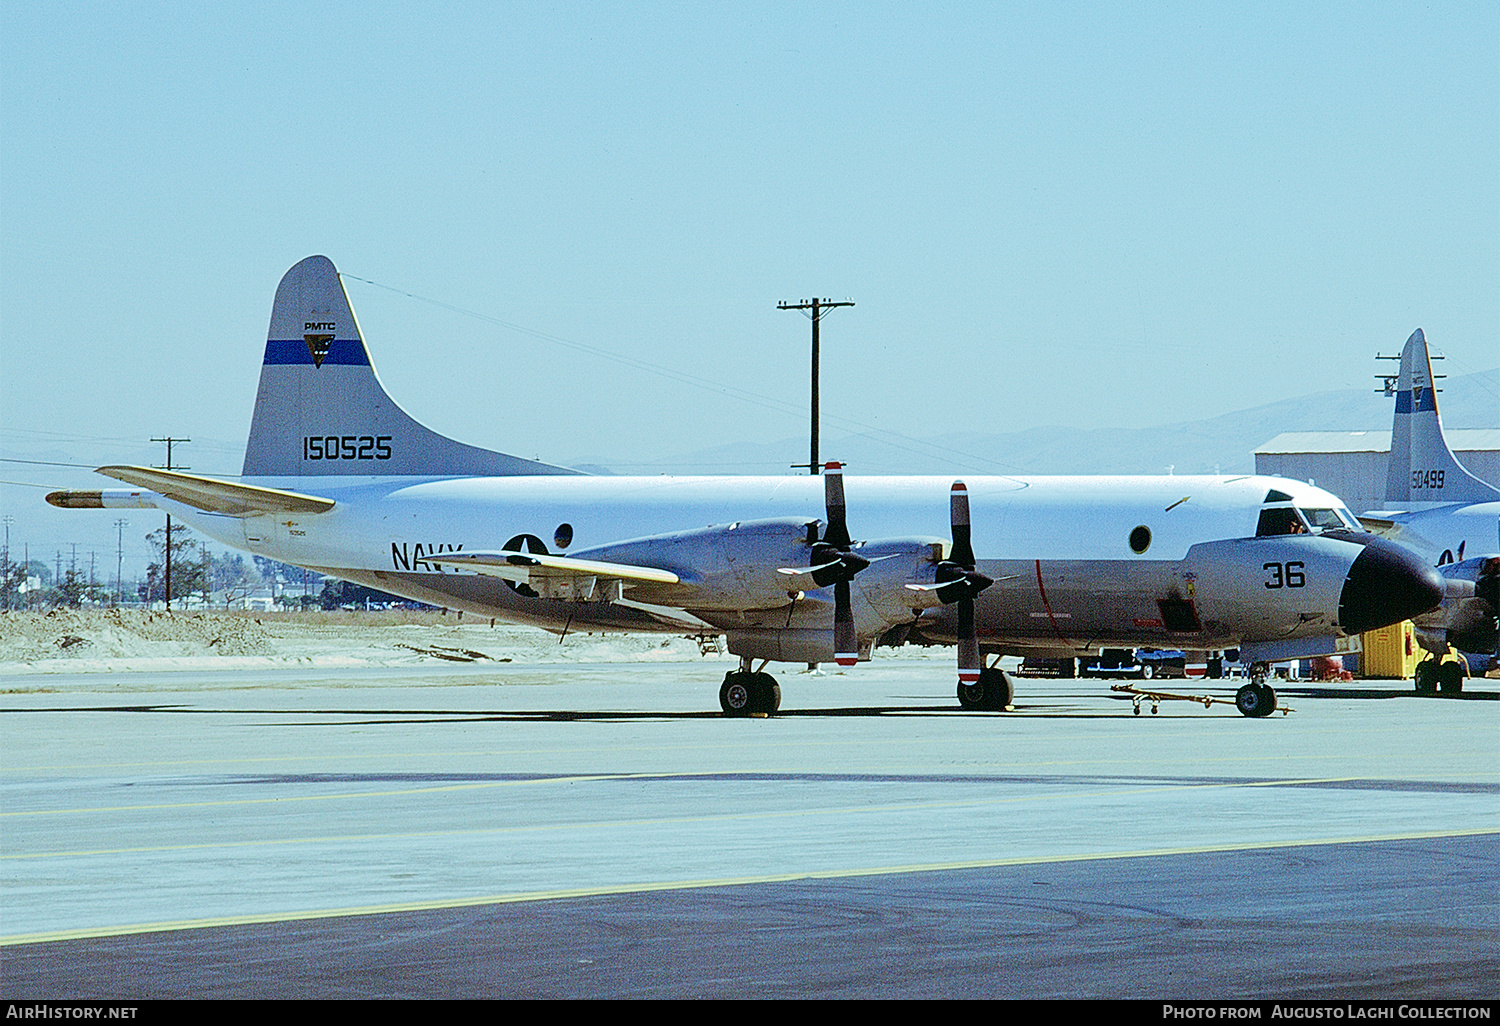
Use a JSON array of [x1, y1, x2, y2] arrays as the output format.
[[1413, 657, 1465, 696], [719, 661, 781, 716], [957, 666, 1015, 711]]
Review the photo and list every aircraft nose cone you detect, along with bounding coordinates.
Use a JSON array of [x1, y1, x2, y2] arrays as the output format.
[[1338, 537, 1445, 636]]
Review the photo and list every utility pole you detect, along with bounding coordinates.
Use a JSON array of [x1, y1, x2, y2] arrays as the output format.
[[2, 515, 12, 611], [777, 297, 854, 474], [114, 518, 128, 606], [151, 437, 189, 611]]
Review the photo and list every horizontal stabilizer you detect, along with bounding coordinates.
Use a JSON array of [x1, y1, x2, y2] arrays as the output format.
[[420, 550, 679, 586], [95, 466, 336, 517]]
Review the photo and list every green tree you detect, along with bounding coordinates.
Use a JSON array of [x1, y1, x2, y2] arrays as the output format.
[[212, 552, 255, 606], [56, 567, 87, 607], [140, 524, 206, 604], [1, 555, 29, 609]]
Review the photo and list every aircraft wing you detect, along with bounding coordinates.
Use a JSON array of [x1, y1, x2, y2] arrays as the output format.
[[421, 550, 679, 590], [92, 466, 336, 516]]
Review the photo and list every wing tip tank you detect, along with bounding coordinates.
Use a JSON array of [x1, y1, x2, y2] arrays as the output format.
[[46, 490, 103, 509]]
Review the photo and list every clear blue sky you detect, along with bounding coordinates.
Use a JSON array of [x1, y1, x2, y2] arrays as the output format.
[[2, 3, 1496, 576]]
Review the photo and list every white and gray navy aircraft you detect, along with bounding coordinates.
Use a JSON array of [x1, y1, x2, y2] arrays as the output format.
[[48, 256, 1445, 717], [1360, 328, 1500, 689]]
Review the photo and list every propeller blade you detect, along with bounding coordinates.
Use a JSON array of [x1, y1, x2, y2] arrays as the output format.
[[801, 462, 866, 666], [949, 480, 983, 683], [957, 595, 980, 682], [907, 572, 1006, 596], [811, 551, 870, 588], [778, 560, 842, 578], [834, 579, 858, 666], [779, 552, 871, 587], [823, 462, 851, 550], [950, 480, 974, 568], [931, 569, 994, 604]]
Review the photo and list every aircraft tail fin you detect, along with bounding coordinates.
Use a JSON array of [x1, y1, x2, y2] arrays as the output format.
[[242, 256, 579, 478], [1383, 329, 1499, 505]]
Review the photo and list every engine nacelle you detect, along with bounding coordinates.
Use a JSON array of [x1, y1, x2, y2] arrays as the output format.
[[570, 518, 821, 611], [849, 537, 951, 626], [1416, 555, 1500, 655]]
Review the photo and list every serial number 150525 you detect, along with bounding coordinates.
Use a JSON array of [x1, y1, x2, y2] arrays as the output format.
[[304, 435, 392, 460]]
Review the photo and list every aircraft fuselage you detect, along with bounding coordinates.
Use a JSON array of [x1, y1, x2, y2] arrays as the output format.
[[160, 471, 1430, 662]]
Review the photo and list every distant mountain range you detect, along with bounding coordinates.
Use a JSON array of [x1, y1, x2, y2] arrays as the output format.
[[572, 368, 1499, 477]]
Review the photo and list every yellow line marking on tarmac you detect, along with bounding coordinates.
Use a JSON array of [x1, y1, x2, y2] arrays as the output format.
[[4, 827, 1494, 946], [7, 735, 1497, 777], [0, 771, 1401, 821], [4, 775, 1416, 860], [0, 772, 646, 817], [0, 768, 1494, 828]]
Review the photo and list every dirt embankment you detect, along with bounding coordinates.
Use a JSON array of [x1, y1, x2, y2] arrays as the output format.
[[0, 608, 721, 673]]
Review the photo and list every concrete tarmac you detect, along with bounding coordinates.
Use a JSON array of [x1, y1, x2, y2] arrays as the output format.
[[2, 658, 1496, 999]]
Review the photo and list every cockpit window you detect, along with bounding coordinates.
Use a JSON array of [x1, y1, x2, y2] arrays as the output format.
[[1256, 508, 1307, 536], [1258, 506, 1358, 537], [1301, 508, 1351, 531]]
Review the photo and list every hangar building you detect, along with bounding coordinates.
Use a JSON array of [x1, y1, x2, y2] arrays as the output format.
[[1254, 429, 1500, 515]]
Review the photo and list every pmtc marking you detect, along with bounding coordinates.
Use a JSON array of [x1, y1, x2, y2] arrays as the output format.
[[1411, 469, 1446, 490], [392, 542, 464, 572], [305, 321, 337, 331]]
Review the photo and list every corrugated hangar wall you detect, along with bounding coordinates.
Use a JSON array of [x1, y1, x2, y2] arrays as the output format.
[[1254, 429, 1500, 515]]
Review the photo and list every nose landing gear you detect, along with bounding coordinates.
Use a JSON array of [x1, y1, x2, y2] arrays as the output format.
[[1232, 662, 1282, 718], [1234, 680, 1280, 718]]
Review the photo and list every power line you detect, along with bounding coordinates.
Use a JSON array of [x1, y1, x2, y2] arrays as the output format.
[[342, 274, 1030, 475]]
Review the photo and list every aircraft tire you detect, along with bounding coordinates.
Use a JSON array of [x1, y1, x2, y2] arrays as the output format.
[[720, 673, 754, 716], [958, 668, 1014, 711], [751, 673, 782, 714], [1414, 663, 1438, 695], [1438, 662, 1464, 695], [1235, 682, 1277, 718]]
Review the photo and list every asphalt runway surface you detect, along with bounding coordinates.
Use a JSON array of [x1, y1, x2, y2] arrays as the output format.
[[2, 659, 1496, 999]]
